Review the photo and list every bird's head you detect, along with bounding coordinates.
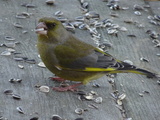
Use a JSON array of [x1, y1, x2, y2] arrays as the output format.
[[35, 17, 65, 41]]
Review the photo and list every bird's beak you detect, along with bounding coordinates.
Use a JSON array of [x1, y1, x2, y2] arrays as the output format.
[[35, 22, 48, 35]]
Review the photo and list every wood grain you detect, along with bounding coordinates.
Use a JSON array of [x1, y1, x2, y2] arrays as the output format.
[[0, 0, 159, 120]]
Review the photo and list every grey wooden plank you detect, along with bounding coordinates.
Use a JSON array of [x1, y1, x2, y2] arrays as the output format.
[[108, 0, 160, 120], [0, 0, 123, 120]]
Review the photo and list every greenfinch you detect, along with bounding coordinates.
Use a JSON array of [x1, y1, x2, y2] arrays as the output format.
[[35, 17, 156, 91]]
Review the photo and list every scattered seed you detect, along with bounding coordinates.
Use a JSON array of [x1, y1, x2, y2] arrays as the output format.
[[108, 78, 115, 84], [30, 117, 39, 120], [18, 65, 24, 69], [39, 86, 50, 93], [85, 11, 100, 19], [51, 115, 62, 120], [123, 60, 133, 65], [4, 36, 15, 41], [110, 12, 119, 17], [12, 94, 21, 100], [3, 43, 16, 48], [133, 4, 144, 11], [124, 20, 133, 24], [13, 23, 23, 28], [75, 16, 85, 22], [75, 118, 84, 120], [9, 78, 22, 83], [88, 104, 98, 109], [84, 94, 94, 100], [127, 34, 136, 37], [46, 0, 55, 5], [21, 3, 36, 8], [149, 20, 157, 25], [91, 91, 98, 95], [16, 12, 30, 19], [119, 27, 127, 32], [92, 83, 100, 88], [76, 90, 87, 95], [1, 50, 11, 56], [138, 93, 144, 97], [25, 59, 36, 64], [94, 97, 103, 104], [140, 57, 149, 62], [16, 106, 24, 114], [157, 80, 160, 85], [6, 48, 15, 52], [56, 17, 68, 22], [22, 30, 28, 34], [55, 11, 63, 16], [3, 89, 13, 95], [134, 11, 141, 16], [38, 62, 46, 68], [75, 108, 84, 115], [117, 99, 123, 105], [118, 93, 126, 100], [142, 90, 150, 94], [156, 53, 160, 57], [82, 2, 89, 9], [154, 15, 160, 21]]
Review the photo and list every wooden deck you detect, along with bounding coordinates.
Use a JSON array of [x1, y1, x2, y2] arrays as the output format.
[[0, 0, 160, 120]]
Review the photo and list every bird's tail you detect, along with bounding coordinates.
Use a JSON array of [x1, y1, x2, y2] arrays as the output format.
[[109, 62, 157, 78], [125, 68, 157, 78]]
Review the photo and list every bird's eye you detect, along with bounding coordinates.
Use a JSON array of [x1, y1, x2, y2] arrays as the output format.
[[47, 23, 56, 29]]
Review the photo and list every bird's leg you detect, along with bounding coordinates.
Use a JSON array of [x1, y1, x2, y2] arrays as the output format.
[[53, 83, 83, 92], [49, 77, 66, 82]]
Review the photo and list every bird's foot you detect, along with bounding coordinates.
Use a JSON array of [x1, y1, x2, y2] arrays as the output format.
[[49, 77, 66, 82], [53, 83, 83, 92]]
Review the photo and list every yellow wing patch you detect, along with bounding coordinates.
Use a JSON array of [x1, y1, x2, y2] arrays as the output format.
[[84, 67, 116, 71]]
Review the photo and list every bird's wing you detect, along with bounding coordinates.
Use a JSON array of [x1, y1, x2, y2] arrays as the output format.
[[54, 37, 125, 71]]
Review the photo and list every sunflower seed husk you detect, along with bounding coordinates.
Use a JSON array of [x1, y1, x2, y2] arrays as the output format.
[[84, 94, 94, 100], [39, 86, 50, 93], [119, 27, 127, 32], [118, 93, 126, 100], [30, 117, 39, 120], [12, 94, 21, 100], [140, 57, 149, 62], [94, 97, 103, 104], [21, 3, 36, 8], [82, 2, 89, 9], [13, 23, 23, 28], [1, 51, 11, 56], [88, 104, 98, 109], [85, 11, 100, 19], [55, 11, 63, 16], [16, 12, 30, 19], [3, 43, 16, 48], [92, 83, 100, 88], [75, 108, 84, 115], [75, 118, 84, 120], [127, 34, 136, 37], [16, 106, 24, 114], [138, 93, 144, 97], [5, 36, 15, 41], [51, 115, 62, 120], [154, 15, 160, 21], [75, 16, 85, 22], [123, 60, 133, 65], [38, 62, 46, 68], [18, 65, 24, 69], [133, 4, 144, 11], [117, 99, 123, 105], [3, 89, 13, 95], [76, 90, 87, 95], [56, 17, 68, 22], [134, 11, 141, 16], [46, 0, 55, 5]]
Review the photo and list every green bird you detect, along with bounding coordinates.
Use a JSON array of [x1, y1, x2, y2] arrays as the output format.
[[35, 17, 157, 91]]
